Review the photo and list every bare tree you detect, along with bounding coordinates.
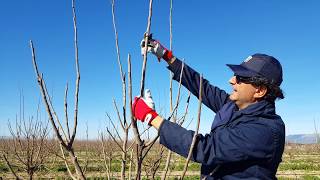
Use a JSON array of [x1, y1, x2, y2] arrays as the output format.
[[1, 92, 50, 180], [29, 0, 85, 179], [1, 139, 22, 180], [0, 90, 53, 180], [143, 145, 165, 180], [99, 131, 115, 180]]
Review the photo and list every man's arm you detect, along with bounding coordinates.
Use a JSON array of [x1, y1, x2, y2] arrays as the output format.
[[156, 117, 276, 166], [141, 36, 230, 112], [167, 57, 230, 113]]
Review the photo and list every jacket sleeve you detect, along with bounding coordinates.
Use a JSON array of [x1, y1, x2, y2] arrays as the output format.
[[167, 58, 230, 113], [159, 119, 274, 166]]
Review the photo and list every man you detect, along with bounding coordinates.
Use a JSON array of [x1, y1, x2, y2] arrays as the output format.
[[133, 36, 285, 179]]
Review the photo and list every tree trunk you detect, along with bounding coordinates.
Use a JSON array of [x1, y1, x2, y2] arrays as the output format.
[[69, 149, 86, 180], [121, 129, 128, 180], [135, 145, 143, 180]]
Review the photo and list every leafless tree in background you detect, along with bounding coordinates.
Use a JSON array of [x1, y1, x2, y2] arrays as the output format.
[[99, 131, 116, 180], [143, 145, 165, 180], [29, 0, 86, 179], [0, 137, 22, 180], [1, 92, 50, 180]]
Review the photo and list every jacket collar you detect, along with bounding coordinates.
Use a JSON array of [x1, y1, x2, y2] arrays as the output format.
[[238, 100, 275, 116]]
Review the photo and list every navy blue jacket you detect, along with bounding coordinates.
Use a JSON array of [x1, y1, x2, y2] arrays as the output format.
[[159, 59, 285, 179]]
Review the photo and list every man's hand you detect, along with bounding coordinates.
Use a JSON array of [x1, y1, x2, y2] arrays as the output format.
[[132, 89, 158, 125], [140, 34, 173, 62]]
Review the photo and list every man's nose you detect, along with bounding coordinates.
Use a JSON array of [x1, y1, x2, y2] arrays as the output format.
[[229, 76, 237, 85]]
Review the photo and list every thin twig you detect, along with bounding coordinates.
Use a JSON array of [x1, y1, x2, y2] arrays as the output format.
[[180, 74, 203, 179], [106, 128, 126, 154], [166, 61, 185, 122], [140, 0, 154, 96], [142, 135, 159, 159], [82, 122, 89, 174], [106, 113, 123, 143], [99, 132, 111, 180], [173, 61, 185, 122], [128, 54, 142, 145], [113, 99, 125, 131], [64, 83, 71, 141], [178, 91, 191, 126], [126, 139, 137, 153]]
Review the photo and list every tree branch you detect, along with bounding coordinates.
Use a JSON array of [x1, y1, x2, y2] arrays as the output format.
[[2, 154, 22, 180], [30, 40, 67, 148], [180, 74, 203, 179], [140, 0, 154, 96], [64, 83, 71, 141], [70, 0, 80, 146], [106, 112, 123, 144], [106, 128, 126, 154], [128, 54, 142, 145], [113, 99, 125, 131]]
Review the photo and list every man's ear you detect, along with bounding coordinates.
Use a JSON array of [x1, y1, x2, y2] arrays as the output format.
[[254, 86, 268, 99]]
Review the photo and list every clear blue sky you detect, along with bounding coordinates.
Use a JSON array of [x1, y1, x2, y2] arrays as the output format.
[[1, 0, 319, 139]]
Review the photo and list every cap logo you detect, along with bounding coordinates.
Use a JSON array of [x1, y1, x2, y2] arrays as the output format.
[[244, 56, 253, 63]]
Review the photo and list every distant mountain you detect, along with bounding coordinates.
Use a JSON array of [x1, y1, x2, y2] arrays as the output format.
[[286, 134, 319, 144]]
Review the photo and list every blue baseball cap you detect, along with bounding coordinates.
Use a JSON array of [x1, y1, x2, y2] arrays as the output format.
[[226, 53, 283, 86]]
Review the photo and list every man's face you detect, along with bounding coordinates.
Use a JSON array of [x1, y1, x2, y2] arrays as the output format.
[[229, 75, 260, 110]]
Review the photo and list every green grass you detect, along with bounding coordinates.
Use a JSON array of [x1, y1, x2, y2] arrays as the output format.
[[0, 163, 9, 172], [1, 143, 320, 179], [301, 175, 320, 180], [54, 165, 68, 172], [279, 162, 320, 171]]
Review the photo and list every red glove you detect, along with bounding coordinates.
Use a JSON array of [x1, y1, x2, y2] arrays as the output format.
[[132, 97, 158, 125]]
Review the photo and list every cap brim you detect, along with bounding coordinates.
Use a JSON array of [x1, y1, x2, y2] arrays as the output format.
[[226, 64, 259, 77]]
